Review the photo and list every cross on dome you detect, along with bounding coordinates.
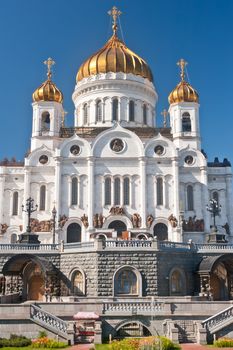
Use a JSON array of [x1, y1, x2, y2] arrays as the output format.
[[108, 6, 122, 35], [44, 57, 55, 80], [177, 58, 187, 82]]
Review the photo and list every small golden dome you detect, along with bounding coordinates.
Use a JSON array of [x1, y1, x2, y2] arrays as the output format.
[[32, 58, 63, 103], [168, 58, 199, 104], [77, 6, 153, 83]]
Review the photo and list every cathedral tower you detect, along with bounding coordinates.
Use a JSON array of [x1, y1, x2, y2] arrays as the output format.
[[168, 59, 200, 150]]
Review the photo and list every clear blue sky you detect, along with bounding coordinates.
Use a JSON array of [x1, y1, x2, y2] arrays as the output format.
[[0, 0, 232, 163]]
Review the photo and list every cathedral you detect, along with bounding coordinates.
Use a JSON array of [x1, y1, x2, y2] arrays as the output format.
[[0, 6, 233, 345]]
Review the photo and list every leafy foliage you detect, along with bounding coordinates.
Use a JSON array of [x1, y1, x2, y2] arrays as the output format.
[[214, 337, 233, 347], [31, 337, 67, 348], [110, 336, 180, 350]]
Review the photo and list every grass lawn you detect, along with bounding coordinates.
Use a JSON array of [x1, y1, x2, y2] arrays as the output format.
[[95, 345, 111, 350], [0, 348, 69, 350]]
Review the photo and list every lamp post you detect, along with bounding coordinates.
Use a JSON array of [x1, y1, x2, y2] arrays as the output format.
[[206, 199, 221, 232], [51, 206, 57, 245], [19, 197, 40, 244], [22, 197, 38, 233]]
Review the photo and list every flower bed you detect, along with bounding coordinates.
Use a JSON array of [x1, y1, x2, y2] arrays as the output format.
[[214, 337, 233, 348], [110, 336, 180, 350]]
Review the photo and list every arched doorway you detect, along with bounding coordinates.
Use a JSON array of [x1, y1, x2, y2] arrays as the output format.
[[153, 223, 168, 241], [210, 262, 229, 301], [109, 220, 127, 237], [67, 223, 81, 243], [26, 262, 45, 301], [116, 322, 151, 338]]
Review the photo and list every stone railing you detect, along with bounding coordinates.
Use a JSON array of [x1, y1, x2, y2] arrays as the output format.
[[104, 240, 153, 249], [30, 304, 69, 338], [196, 243, 233, 252], [63, 241, 95, 250], [202, 305, 233, 334], [159, 241, 192, 250], [0, 243, 59, 251], [103, 301, 164, 314]]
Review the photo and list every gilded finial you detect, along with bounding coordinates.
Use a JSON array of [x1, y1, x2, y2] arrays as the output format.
[[177, 58, 188, 82], [44, 57, 55, 80], [108, 6, 122, 36], [161, 109, 168, 128], [61, 110, 68, 128]]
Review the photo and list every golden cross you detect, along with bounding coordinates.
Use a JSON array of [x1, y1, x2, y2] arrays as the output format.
[[161, 109, 168, 128], [108, 6, 122, 35], [61, 110, 68, 128], [44, 57, 55, 80], [177, 58, 188, 81]]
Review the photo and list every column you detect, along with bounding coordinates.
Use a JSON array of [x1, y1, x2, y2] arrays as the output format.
[[139, 157, 146, 228], [201, 166, 210, 233], [226, 174, 233, 236], [120, 178, 124, 206], [0, 175, 5, 224], [54, 157, 61, 221], [172, 157, 179, 219], [23, 168, 31, 230], [88, 157, 94, 230]]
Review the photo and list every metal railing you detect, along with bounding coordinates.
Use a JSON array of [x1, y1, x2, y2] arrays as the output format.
[[202, 305, 233, 334], [30, 304, 68, 338]]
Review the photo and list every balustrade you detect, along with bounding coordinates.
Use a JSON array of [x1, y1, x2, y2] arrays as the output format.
[[202, 305, 233, 333], [103, 301, 164, 314], [30, 304, 68, 336], [0, 243, 59, 251], [104, 240, 152, 249]]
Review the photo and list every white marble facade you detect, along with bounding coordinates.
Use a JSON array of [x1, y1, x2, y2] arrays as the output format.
[[0, 57, 232, 245]]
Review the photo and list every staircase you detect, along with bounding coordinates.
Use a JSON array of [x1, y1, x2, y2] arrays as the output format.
[[30, 304, 73, 342], [202, 304, 233, 334]]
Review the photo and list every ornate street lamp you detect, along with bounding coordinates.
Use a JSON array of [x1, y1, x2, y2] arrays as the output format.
[[206, 199, 221, 232], [22, 197, 38, 233], [51, 206, 57, 245], [19, 197, 40, 244]]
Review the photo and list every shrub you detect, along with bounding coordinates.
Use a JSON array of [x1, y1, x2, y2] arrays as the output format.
[[214, 337, 233, 348], [38, 331, 48, 339], [0, 334, 31, 347]]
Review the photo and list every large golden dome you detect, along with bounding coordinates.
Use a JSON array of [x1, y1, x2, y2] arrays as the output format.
[[33, 58, 63, 103], [168, 59, 199, 104], [77, 31, 153, 82]]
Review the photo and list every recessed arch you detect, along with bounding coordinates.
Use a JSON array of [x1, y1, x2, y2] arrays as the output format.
[[169, 267, 187, 296], [67, 223, 81, 243], [70, 268, 86, 296], [113, 265, 142, 297], [153, 223, 168, 241], [108, 220, 127, 237]]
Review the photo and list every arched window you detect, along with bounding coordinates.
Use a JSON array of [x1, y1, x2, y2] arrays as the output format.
[[67, 223, 81, 243], [39, 185, 46, 211], [96, 100, 102, 122], [12, 192, 18, 216], [170, 269, 186, 295], [153, 223, 168, 241], [187, 185, 194, 211], [72, 270, 85, 296], [83, 103, 88, 124], [114, 178, 120, 205], [112, 99, 118, 121], [213, 191, 219, 204], [123, 177, 130, 205], [143, 104, 147, 124], [105, 178, 111, 205], [71, 177, 78, 206], [11, 233, 17, 244], [129, 101, 135, 122], [115, 269, 138, 295], [182, 112, 191, 132], [41, 111, 50, 131], [157, 178, 163, 205]]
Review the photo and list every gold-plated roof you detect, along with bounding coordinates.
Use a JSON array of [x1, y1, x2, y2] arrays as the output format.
[[168, 58, 199, 104], [76, 6, 153, 83], [32, 58, 63, 103]]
